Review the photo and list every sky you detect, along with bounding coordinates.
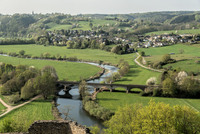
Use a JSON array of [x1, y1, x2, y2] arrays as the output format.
[[0, 0, 200, 15]]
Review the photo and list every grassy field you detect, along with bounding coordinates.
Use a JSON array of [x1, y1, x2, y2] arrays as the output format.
[[0, 103, 6, 114], [0, 56, 101, 81], [0, 44, 160, 84], [46, 22, 72, 31], [97, 92, 200, 112], [0, 99, 54, 132], [46, 19, 118, 31], [146, 29, 200, 35], [139, 44, 200, 73]]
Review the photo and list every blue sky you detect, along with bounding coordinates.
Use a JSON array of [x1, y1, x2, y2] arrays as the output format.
[[0, 0, 200, 14]]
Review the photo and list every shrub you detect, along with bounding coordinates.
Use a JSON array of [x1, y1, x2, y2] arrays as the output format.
[[140, 90, 152, 96], [152, 88, 162, 97], [83, 100, 113, 121], [19, 50, 25, 56], [146, 77, 157, 85], [67, 56, 78, 61], [8, 93, 21, 104], [162, 54, 171, 63], [152, 61, 163, 69], [139, 51, 145, 56]]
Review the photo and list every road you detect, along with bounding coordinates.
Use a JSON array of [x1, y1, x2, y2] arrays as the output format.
[[134, 53, 163, 73]]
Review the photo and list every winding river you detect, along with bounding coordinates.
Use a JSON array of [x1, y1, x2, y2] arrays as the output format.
[[0, 53, 118, 128], [56, 63, 118, 128]]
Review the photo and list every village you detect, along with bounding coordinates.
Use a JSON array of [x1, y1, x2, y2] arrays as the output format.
[[42, 30, 200, 52]]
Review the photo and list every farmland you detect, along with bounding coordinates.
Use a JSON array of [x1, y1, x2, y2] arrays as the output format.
[[46, 19, 118, 31], [0, 55, 101, 81], [0, 44, 160, 84], [97, 92, 200, 112], [146, 29, 200, 35], [0, 99, 54, 132], [139, 44, 200, 73]]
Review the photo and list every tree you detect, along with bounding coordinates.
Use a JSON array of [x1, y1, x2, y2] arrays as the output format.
[[34, 72, 56, 99], [41, 66, 58, 80], [111, 46, 122, 54], [146, 77, 157, 85], [21, 79, 35, 100], [79, 80, 88, 98], [89, 22, 93, 29], [19, 50, 25, 56], [162, 77, 177, 96], [0, 72, 10, 84], [161, 54, 171, 63], [99, 43, 105, 50], [43, 52, 51, 59], [66, 40, 74, 49], [105, 100, 200, 134], [139, 51, 145, 56]]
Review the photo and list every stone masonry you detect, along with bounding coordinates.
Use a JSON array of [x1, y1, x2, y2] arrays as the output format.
[[27, 120, 91, 134]]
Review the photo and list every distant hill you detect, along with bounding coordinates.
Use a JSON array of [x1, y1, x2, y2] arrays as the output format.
[[0, 11, 200, 38]]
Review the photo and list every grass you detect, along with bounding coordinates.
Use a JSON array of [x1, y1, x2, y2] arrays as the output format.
[[97, 92, 200, 112], [0, 99, 54, 132], [46, 22, 72, 31], [45, 19, 118, 31], [146, 29, 200, 35], [0, 44, 160, 84], [0, 56, 101, 81], [139, 44, 200, 73], [0, 102, 6, 114]]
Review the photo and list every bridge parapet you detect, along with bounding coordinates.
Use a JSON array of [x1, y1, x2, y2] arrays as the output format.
[[57, 81, 160, 93]]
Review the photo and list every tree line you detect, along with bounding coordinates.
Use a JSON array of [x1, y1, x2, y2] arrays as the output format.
[[0, 63, 57, 104]]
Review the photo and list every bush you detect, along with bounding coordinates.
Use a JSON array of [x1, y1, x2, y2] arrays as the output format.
[[140, 90, 152, 96], [67, 56, 78, 61], [146, 77, 157, 85], [153, 61, 163, 69], [19, 50, 25, 56], [139, 51, 145, 56], [8, 93, 21, 104], [152, 88, 162, 97], [83, 100, 113, 121]]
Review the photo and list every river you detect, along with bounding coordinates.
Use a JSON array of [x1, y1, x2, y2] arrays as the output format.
[[56, 63, 118, 128]]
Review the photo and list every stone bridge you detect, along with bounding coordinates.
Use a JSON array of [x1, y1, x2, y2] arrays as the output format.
[[57, 81, 159, 93]]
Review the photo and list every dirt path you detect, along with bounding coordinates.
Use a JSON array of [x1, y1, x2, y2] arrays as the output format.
[[0, 95, 42, 118], [134, 53, 163, 73]]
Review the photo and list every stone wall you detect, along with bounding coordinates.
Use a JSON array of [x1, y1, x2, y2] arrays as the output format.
[[27, 120, 90, 134]]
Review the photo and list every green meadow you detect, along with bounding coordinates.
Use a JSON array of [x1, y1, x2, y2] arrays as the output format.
[[139, 44, 200, 73], [0, 56, 101, 81], [0, 103, 6, 114], [146, 29, 200, 35], [0, 99, 54, 132], [46, 19, 118, 31], [97, 92, 200, 112], [46, 22, 72, 31], [0, 44, 160, 84]]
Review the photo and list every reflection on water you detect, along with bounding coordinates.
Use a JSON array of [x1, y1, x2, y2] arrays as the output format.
[[56, 63, 118, 128]]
